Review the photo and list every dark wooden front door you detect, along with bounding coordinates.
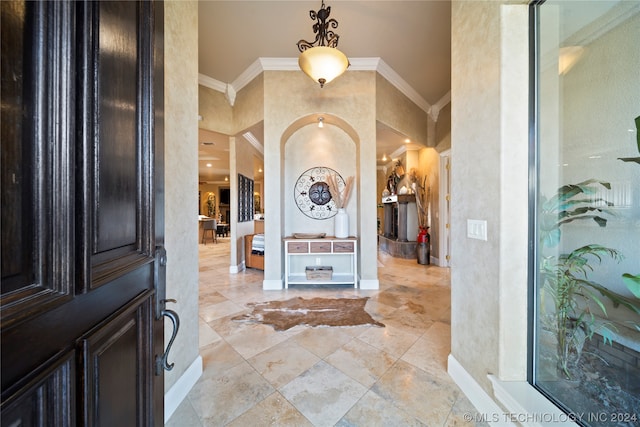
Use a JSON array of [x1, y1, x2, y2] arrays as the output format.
[[1, 1, 166, 425]]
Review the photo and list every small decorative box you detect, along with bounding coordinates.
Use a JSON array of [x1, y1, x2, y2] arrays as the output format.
[[305, 266, 333, 280]]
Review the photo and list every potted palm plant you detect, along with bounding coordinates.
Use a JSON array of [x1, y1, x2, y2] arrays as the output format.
[[539, 180, 640, 378]]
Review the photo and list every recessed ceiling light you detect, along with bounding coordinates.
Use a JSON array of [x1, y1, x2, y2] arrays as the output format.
[[404, 138, 410, 143], [206, 163, 212, 167]]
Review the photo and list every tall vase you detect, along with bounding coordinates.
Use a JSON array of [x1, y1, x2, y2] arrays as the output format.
[[334, 208, 349, 238]]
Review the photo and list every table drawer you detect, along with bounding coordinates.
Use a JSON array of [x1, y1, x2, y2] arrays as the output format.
[[310, 242, 331, 253], [287, 241, 309, 253], [333, 241, 354, 253]]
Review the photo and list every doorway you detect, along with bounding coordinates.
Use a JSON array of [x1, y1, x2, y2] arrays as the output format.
[[439, 150, 451, 267]]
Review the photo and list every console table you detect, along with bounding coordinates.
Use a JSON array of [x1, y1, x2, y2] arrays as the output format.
[[283, 236, 358, 288]]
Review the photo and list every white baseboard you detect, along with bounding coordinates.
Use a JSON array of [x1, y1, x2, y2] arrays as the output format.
[[263, 279, 283, 290], [488, 376, 579, 427], [229, 264, 241, 274], [447, 354, 514, 427], [359, 279, 379, 290], [164, 355, 203, 423]]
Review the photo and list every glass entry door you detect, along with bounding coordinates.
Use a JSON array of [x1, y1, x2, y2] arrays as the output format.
[[531, 1, 640, 424]]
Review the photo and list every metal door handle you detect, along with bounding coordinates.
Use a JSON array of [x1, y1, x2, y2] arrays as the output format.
[[156, 299, 179, 375]]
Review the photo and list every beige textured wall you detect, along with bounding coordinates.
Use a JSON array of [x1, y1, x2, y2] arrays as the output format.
[[263, 70, 378, 286], [435, 103, 451, 152], [227, 77, 265, 269], [417, 148, 440, 260], [233, 76, 264, 134], [450, 0, 529, 394], [198, 85, 232, 134], [376, 74, 430, 146], [284, 125, 357, 236], [164, 1, 200, 392]]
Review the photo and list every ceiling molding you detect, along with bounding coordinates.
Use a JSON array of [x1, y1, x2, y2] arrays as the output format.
[[348, 57, 382, 70], [259, 57, 300, 71], [198, 73, 226, 92], [390, 145, 407, 160], [242, 131, 264, 155], [230, 58, 267, 93], [429, 91, 451, 122], [199, 57, 434, 115], [375, 59, 431, 115], [565, 1, 640, 47]]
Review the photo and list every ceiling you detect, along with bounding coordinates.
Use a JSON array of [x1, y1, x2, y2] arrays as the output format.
[[197, 1, 452, 183]]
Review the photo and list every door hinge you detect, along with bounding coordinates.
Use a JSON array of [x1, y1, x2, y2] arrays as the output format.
[[446, 255, 451, 261]]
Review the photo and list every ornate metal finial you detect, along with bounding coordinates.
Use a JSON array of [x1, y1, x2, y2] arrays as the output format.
[[297, 1, 341, 52]]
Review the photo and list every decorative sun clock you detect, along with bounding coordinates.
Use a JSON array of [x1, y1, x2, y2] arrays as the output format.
[[294, 166, 345, 219]]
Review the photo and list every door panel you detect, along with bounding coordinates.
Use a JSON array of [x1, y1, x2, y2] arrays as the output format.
[[1, 352, 75, 426], [96, 0, 139, 252], [0, 0, 74, 328], [1, 1, 165, 425], [81, 292, 153, 426]]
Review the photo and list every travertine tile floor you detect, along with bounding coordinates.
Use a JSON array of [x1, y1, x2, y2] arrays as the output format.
[[166, 238, 486, 427]]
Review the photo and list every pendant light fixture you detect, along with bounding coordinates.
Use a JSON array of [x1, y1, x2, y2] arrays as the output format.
[[296, 1, 349, 88]]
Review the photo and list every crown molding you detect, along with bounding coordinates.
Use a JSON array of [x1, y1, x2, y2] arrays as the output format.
[[429, 91, 451, 122], [565, 1, 640, 47], [390, 145, 407, 160], [199, 57, 435, 115], [198, 73, 226, 92], [259, 57, 300, 71], [242, 131, 264, 155], [375, 59, 431, 115]]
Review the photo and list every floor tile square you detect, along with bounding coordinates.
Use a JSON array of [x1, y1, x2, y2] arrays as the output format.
[[280, 361, 368, 427], [325, 338, 397, 387], [247, 339, 321, 389]]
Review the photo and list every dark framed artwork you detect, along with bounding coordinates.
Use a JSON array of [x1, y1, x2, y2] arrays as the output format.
[[238, 174, 254, 222], [293, 166, 345, 220]]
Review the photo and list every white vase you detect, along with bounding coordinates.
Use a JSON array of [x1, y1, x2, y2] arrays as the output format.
[[334, 208, 349, 238]]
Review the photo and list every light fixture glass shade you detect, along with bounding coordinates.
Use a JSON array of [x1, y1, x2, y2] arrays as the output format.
[[298, 46, 349, 88]]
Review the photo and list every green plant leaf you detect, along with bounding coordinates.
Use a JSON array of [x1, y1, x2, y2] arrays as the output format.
[[540, 180, 613, 248], [582, 287, 608, 316], [618, 157, 640, 164], [599, 325, 617, 346], [619, 117, 640, 163], [622, 273, 640, 298], [557, 198, 614, 210], [583, 279, 640, 315]]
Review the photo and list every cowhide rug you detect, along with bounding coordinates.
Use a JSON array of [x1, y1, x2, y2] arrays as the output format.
[[231, 297, 385, 331]]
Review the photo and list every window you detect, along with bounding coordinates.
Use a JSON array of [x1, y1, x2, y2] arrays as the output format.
[[531, 1, 640, 423]]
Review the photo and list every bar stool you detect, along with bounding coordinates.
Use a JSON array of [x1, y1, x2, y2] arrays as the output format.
[[201, 219, 217, 244]]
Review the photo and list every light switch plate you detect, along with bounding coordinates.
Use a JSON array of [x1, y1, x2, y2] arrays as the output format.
[[467, 219, 487, 241]]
